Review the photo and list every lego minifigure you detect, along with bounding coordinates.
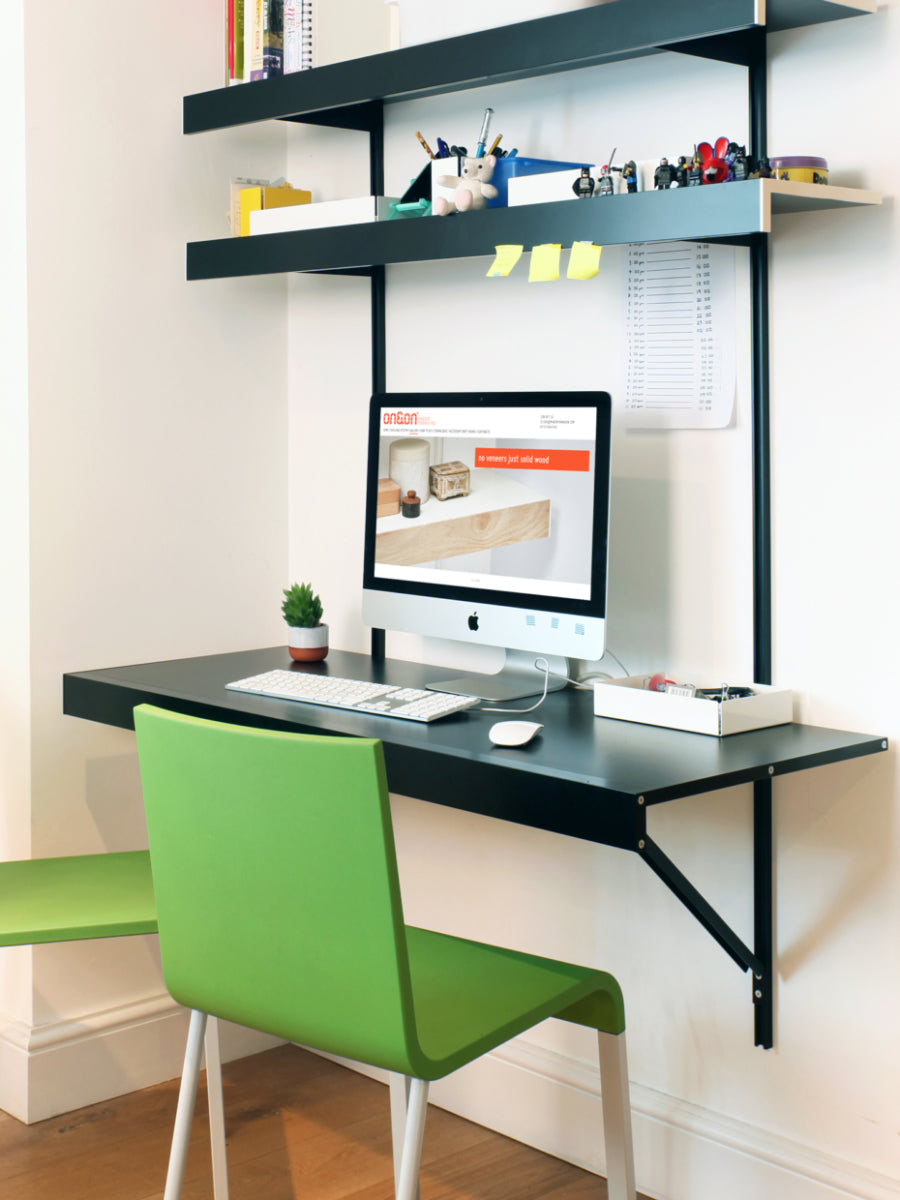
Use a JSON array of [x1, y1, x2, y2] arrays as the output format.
[[654, 156, 674, 189], [572, 167, 595, 198], [621, 160, 638, 193], [727, 142, 750, 181]]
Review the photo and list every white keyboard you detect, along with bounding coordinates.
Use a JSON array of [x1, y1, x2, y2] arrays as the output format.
[[225, 669, 479, 723]]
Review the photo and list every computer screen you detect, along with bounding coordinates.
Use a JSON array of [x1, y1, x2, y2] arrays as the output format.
[[362, 391, 612, 700]]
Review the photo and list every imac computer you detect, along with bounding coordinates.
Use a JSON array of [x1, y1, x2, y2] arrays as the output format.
[[362, 391, 612, 701]]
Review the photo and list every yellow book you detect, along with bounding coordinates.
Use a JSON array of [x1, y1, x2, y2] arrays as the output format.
[[239, 183, 312, 236]]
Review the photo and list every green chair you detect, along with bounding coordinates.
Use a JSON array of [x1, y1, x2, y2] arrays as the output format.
[[134, 704, 636, 1200], [0, 848, 229, 1200]]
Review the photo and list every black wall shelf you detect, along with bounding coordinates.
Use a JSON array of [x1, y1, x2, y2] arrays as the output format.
[[186, 179, 879, 280], [183, 0, 873, 135]]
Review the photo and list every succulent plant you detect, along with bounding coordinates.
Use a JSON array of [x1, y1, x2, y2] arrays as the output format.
[[281, 582, 324, 628]]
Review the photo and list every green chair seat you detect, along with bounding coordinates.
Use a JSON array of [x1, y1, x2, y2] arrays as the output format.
[[0, 847, 227, 1199], [0, 850, 156, 946], [404, 925, 624, 1078]]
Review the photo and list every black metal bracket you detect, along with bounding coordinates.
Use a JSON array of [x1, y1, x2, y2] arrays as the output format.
[[637, 780, 774, 1048], [662, 27, 764, 68], [752, 778, 774, 1047], [281, 100, 381, 131]]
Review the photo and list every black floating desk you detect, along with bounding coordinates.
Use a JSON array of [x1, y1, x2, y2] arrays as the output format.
[[64, 646, 887, 1047]]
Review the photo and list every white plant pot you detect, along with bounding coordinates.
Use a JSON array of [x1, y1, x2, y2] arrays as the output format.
[[287, 623, 329, 662]]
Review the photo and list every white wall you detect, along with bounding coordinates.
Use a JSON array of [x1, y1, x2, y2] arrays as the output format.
[[4, 0, 896, 1192], [0, 0, 291, 1121], [0, 1, 34, 1098], [286, 8, 899, 1200]]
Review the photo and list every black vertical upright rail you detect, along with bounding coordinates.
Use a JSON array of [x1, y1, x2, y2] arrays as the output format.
[[748, 26, 774, 1049], [369, 102, 387, 663]]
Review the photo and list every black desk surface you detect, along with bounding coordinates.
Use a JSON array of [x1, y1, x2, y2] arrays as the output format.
[[63, 647, 887, 854]]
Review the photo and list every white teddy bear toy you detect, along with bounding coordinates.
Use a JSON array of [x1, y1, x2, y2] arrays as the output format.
[[433, 154, 499, 215]]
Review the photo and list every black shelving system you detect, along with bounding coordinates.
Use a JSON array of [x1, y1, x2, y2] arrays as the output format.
[[182, 0, 878, 1047]]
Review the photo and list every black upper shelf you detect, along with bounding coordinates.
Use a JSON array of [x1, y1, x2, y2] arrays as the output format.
[[183, 0, 874, 135]]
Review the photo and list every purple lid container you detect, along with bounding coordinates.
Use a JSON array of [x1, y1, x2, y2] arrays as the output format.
[[769, 156, 828, 169]]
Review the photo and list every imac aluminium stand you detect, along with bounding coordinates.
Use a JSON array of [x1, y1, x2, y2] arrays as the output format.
[[428, 650, 571, 702]]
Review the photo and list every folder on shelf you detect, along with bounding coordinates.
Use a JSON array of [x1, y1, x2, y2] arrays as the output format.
[[239, 182, 312, 237]]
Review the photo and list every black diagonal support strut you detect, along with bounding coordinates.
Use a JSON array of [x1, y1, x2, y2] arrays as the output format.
[[639, 836, 764, 977]]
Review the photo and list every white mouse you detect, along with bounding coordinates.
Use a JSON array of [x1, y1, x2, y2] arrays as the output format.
[[489, 720, 543, 747]]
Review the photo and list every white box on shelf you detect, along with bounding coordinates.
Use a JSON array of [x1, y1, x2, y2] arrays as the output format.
[[507, 166, 596, 205], [249, 195, 400, 234], [593, 676, 794, 737]]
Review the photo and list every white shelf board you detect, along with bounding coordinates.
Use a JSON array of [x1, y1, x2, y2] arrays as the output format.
[[761, 179, 882, 230]]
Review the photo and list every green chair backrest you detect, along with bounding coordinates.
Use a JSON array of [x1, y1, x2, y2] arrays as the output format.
[[134, 704, 417, 1074]]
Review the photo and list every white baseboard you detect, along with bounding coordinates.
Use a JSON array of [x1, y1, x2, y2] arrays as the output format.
[[321, 1039, 900, 1200], [0, 996, 283, 1124]]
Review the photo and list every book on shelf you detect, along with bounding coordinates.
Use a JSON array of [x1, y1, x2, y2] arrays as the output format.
[[230, 0, 244, 82], [229, 176, 269, 234], [243, 0, 264, 79], [227, 0, 234, 82], [227, 0, 393, 81], [284, 0, 314, 72], [263, 0, 284, 76], [230, 0, 313, 81]]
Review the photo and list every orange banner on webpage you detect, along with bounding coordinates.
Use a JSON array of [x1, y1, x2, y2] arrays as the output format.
[[474, 448, 590, 471]]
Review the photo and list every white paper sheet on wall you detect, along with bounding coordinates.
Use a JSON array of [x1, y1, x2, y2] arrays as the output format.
[[623, 242, 736, 429]]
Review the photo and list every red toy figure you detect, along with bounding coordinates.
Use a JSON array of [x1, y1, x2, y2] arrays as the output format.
[[697, 138, 729, 184], [597, 148, 619, 196]]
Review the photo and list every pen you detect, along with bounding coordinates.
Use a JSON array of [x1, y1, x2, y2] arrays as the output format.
[[506, 148, 518, 159], [436, 137, 451, 158], [488, 133, 503, 156], [415, 131, 435, 159], [476, 107, 493, 157]]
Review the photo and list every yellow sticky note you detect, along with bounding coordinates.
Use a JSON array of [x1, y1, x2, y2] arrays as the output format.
[[528, 244, 562, 282], [487, 245, 524, 277], [567, 242, 603, 280]]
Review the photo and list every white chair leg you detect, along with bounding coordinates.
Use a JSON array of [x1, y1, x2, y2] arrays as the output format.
[[597, 1030, 636, 1200], [204, 1016, 229, 1200], [389, 1074, 409, 1196], [395, 1076, 429, 1200], [164, 1009, 208, 1200], [389, 1074, 422, 1200]]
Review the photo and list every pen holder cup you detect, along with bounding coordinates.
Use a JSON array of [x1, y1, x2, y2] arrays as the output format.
[[431, 157, 591, 211]]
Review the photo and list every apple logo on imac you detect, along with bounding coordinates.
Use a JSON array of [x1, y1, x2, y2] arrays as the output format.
[[468, 613, 479, 631]]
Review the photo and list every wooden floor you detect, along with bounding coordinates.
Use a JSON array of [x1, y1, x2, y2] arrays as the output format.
[[0, 1044, 650, 1200]]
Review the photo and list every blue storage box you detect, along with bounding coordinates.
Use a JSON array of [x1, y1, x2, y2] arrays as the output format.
[[431, 156, 592, 211], [487, 157, 592, 207]]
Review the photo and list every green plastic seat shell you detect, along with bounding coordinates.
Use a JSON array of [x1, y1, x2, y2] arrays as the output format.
[[0, 850, 157, 946]]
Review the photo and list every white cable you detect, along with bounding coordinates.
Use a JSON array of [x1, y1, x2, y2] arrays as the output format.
[[577, 646, 630, 685], [481, 646, 630, 714], [481, 657, 552, 714]]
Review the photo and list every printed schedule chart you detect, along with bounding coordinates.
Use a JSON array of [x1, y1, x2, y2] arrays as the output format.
[[624, 242, 735, 429]]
